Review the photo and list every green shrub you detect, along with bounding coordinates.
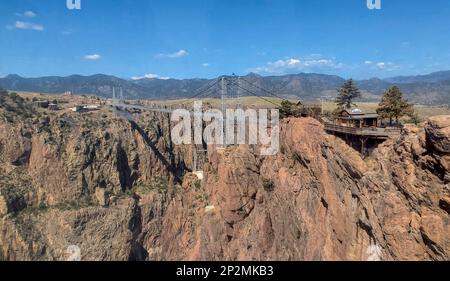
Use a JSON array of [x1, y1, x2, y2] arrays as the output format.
[[194, 179, 202, 190], [9, 92, 18, 100], [262, 178, 275, 192], [132, 177, 170, 195]]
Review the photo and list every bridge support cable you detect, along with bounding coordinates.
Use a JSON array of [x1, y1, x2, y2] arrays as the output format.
[[234, 83, 281, 107], [239, 77, 287, 102], [186, 78, 221, 100]]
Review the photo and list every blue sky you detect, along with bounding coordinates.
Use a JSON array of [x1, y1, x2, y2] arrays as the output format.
[[1, 0, 450, 80]]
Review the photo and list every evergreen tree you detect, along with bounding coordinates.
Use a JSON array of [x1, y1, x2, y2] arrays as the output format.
[[377, 86, 414, 126], [279, 100, 295, 118], [0, 88, 6, 104], [335, 79, 361, 109]]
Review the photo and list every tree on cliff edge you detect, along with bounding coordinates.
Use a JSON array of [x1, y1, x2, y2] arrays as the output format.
[[335, 79, 362, 110], [279, 100, 296, 118], [377, 86, 414, 126], [0, 88, 7, 104]]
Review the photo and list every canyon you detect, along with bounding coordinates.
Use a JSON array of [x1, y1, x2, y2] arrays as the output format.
[[0, 93, 448, 261]]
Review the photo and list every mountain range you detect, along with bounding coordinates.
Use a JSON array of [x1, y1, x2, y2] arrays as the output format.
[[1, 70, 450, 104]]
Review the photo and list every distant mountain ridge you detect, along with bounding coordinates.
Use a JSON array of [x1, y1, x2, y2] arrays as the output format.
[[384, 70, 450, 84], [1, 71, 449, 104]]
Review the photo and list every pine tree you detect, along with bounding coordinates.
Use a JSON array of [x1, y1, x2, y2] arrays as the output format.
[[0, 88, 6, 105], [279, 100, 295, 118], [377, 86, 413, 126], [335, 79, 361, 110]]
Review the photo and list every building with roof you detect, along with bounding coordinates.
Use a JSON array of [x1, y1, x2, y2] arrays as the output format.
[[333, 108, 379, 128], [33, 100, 49, 108]]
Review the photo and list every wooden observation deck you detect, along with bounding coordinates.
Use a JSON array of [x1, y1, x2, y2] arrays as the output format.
[[323, 108, 402, 155]]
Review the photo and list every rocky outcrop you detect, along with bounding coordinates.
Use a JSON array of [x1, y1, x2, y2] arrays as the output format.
[[426, 115, 450, 154], [0, 99, 448, 260], [155, 117, 449, 261]]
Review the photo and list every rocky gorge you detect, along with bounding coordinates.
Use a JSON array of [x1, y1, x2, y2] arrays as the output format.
[[0, 94, 448, 261]]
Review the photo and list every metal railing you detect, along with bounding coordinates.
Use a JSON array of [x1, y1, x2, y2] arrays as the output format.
[[324, 123, 401, 137]]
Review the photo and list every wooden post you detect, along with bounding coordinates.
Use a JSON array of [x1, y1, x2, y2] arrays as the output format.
[[361, 137, 368, 156]]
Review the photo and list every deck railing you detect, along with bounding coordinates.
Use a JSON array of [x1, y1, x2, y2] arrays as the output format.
[[324, 123, 401, 137]]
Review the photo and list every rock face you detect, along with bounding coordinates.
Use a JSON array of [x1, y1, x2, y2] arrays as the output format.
[[0, 98, 448, 260], [164, 118, 448, 261], [426, 115, 450, 154]]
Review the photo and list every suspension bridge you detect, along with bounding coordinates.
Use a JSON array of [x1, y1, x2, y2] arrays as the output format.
[[109, 75, 287, 177]]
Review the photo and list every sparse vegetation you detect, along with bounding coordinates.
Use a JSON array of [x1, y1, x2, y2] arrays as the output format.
[[404, 110, 421, 125], [191, 178, 209, 206], [0, 90, 35, 122], [53, 198, 95, 211], [20, 196, 96, 215], [0, 90, 6, 106], [262, 177, 275, 192], [131, 176, 171, 195], [9, 92, 18, 100], [193, 179, 202, 191], [19, 202, 50, 214]]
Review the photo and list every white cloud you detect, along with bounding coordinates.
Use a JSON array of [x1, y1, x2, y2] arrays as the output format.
[[84, 54, 102, 60], [250, 56, 343, 74], [13, 21, 44, 31], [24, 11, 36, 18], [202, 63, 210, 67], [131, 73, 170, 80], [156, 49, 189, 59], [364, 60, 399, 71], [16, 11, 36, 18], [376, 62, 386, 69]]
